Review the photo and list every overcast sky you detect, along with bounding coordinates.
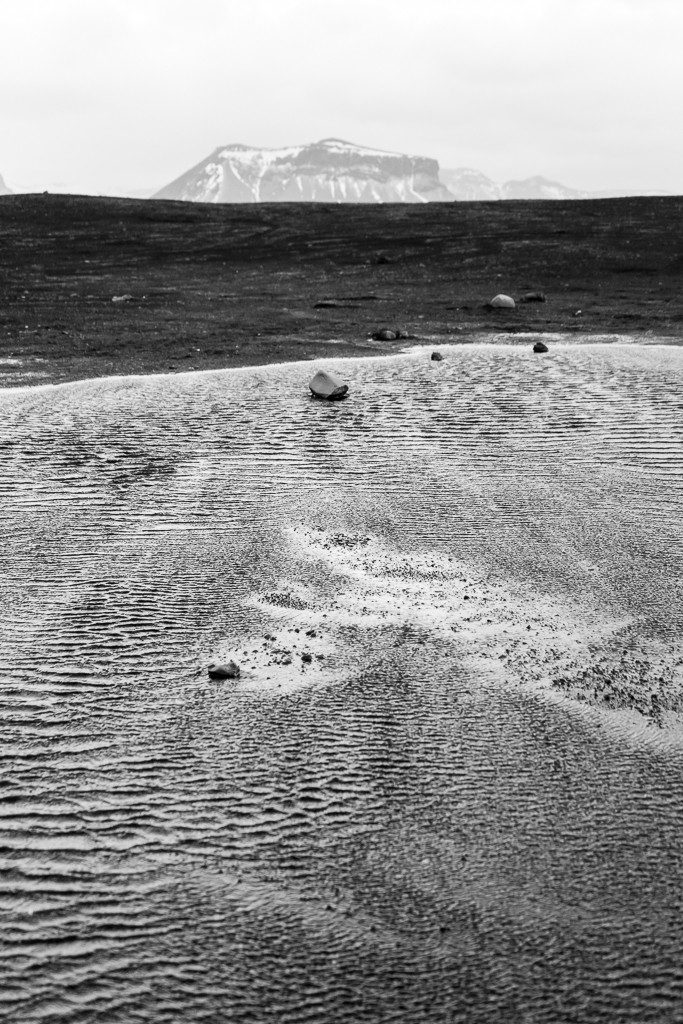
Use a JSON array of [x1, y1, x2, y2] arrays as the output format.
[[1, 0, 681, 195]]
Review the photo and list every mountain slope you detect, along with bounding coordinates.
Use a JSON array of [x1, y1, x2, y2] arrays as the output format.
[[0, 174, 12, 196], [155, 138, 454, 204]]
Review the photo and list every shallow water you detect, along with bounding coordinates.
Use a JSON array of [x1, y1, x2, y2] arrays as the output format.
[[1, 342, 682, 1023]]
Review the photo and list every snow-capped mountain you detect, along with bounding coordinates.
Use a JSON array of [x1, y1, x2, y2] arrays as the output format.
[[155, 138, 455, 203], [0, 174, 12, 196], [154, 137, 593, 204]]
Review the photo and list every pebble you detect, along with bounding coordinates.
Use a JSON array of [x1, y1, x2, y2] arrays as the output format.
[[207, 660, 240, 680], [533, 341, 549, 353]]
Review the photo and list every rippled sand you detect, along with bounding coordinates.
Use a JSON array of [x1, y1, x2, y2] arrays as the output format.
[[1, 342, 682, 1023]]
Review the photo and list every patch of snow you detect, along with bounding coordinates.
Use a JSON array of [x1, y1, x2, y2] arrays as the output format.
[[315, 137, 413, 159], [226, 159, 257, 199]]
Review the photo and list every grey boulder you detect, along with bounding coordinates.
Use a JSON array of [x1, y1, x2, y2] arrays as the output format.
[[488, 294, 516, 309], [207, 660, 241, 680]]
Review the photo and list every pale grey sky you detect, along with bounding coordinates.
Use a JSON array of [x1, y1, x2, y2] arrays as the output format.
[[1, 0, 681, 195]]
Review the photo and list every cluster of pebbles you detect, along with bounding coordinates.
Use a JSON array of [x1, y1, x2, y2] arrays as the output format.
[[550, 641, 683, 724], [207, 614, 332, 693], [308, 335, 550, 400], [204, 521, 682, 734]]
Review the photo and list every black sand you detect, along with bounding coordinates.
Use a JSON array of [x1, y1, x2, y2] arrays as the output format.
[[0, 193, 681, 387]]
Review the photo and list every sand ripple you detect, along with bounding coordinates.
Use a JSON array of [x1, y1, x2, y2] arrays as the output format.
[[1, 342, 682, 1023]]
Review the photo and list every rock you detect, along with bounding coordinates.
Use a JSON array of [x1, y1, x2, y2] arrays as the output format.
[[431, 351, 444, 361], [372, 329, 397, 341], [309, 370, 349, 400], [302, 653, 312, 663], [533, 341, 549, 353], [112, 294, 133, 303], [375, 254, 393, 264], [314, 300, 340, 308], [488, 294, 516, 309], [520, 291, 546, 303], [207, 660, 240, 680]]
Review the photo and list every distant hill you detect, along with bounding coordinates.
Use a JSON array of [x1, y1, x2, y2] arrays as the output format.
[[0, 173, 12, 196], [501, 175, 590, 200], [154, 138, 455, 204], [439, 168, 502, 201], [441, 168, 588, 201]]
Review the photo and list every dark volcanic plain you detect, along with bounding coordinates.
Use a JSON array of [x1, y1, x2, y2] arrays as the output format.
[[0, 193, 681, 386]]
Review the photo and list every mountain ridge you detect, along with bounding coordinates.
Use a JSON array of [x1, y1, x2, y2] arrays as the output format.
[[155, 138, 596, 204]]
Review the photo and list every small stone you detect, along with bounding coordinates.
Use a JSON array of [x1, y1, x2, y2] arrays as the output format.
[[533, 341, 549, 353], [520, 292, 546, 303], [309, 370, 349, 400], [313, 300, 340, 308], [111, 294, 133, 303], [488, 294, 515, 309], [302, 653, 312, 663], [375, 254, 393, 265], [207, 660, 240, 680], [431, 351, 444, 361], [372, 329, 397, 341]]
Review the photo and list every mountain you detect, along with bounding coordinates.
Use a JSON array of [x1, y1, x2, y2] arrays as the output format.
[[439, 168, 501, 201], [154, 138, 455, 203], [0, 174, 12, 196], [500, 175, 590, 200], [440, 169, 589, 201]]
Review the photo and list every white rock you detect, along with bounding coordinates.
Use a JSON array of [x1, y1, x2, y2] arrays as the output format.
[[309, 370, 349, 400], [489, 294, 516, 309]]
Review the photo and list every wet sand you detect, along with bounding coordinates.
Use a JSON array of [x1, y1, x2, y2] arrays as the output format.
[[1, 343, 682, 1022]]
